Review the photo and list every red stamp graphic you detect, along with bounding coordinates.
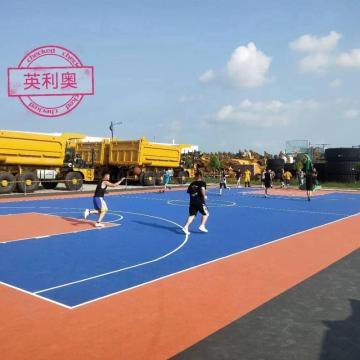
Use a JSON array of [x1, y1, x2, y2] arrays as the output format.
[[7, 45, 94, 117]]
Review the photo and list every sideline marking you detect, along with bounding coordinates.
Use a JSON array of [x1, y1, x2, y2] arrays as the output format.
[[28, 210, 189, 294], [0, 281, 71, 310], [167, 199, 236, 207], [0, 209, 122, 244], [1, 202, 359, 309], [234, 204, 349, 216], [70, 211, 360, 309]]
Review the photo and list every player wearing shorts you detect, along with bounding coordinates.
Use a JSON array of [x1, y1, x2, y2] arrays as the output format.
[[235, 169, 242, 188], [182, 171, 209, 235], [305, 171, 314, 201], [244, 169, 251, 187], [84, 172, 125, 227], [160, 169, 171, 193], [219, 169, 228, 195], [264, 168, 272, 197]]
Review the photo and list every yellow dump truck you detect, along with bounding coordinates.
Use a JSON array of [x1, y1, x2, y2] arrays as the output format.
[[0, 130, 90, 193], [74, 137, 193, 185], [0, 130, 195, 193]]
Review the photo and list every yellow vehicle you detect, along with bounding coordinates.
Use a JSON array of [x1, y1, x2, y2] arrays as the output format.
[[74, 137, 193, 185], [0, 130, 195, 194], [0, 130, 89, 193]]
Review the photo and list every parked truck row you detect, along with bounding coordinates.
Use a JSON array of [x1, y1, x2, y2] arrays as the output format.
[[0, 130, 195, 194]]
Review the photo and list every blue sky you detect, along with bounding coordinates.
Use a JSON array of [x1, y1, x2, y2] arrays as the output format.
[[1, 0, 360, 153]]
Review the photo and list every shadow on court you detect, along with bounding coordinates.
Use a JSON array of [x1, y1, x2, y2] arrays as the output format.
[[320, 299, 360, 360], [132, 220, 180, 234]]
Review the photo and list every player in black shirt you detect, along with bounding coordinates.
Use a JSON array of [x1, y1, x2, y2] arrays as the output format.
[[84, 172, 125, 227], [305, 171, 314, 201], [182, 171, 209, 235], [264, 168, 272, 197]]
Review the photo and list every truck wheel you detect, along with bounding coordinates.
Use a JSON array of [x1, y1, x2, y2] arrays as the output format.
[[155, 175, 163, 185], [16, 172, 39, 193], [139, 172, 145, 186], [0, 172, 16, 194], [65, 172, 83, 191], [41, 181, 58, 190], [143, 171, 155, 186]]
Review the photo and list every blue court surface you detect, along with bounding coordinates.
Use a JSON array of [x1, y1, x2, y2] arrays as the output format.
[[1, 188, 360, 308]]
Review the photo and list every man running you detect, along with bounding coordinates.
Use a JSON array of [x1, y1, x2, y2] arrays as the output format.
[[84, 172, 126, 227], [160, 169, 171, 193], [183, 170, 209, 235]]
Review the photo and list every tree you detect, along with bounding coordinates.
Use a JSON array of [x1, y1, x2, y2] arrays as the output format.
[[295, 154, 306, 173], [209, 154, 221, 173]]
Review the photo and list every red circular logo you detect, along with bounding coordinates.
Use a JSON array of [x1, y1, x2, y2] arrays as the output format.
[[8, 45, 94, 117]]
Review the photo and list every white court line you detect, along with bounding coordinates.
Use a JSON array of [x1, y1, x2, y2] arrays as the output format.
[[120, 195, 167, 202], [0, 209, 122, 244], [2, 204, 359, 309], [34, 211, 188, 295], [1, 225, 121, 245], [167, 199, 236, 207], [0, 211, 38, 216], [234, 204, 350, 217], [69, 210, 360, 309], [0, 281, 71, 309], [46, 211, 124, 223], [120, 194, 237, 207]]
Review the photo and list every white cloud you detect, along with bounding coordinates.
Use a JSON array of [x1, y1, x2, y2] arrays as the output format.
[[299, 53, 332, 73], [199, 69, 215, 83], [336, 49, 360, 67], [226, 43, 271, 87], [329, 79, 341, 88], [199, 42, 271, 88], [178, 95, 203, 103], [344, 109, 359, 119], [291, 31, 360, 75], [212, 99, 318, 127], [290, 31, 341, 52]]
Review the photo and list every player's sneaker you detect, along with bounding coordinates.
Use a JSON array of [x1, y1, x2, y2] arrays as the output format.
[[95, 222, 105, 228], [182, 227, 190, 235], [83, 209, 90, 219], [199, 225, 208, 233]]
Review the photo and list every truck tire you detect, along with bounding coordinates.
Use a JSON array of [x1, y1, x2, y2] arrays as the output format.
[[16, 172, 39, 193], [139, 172, 145, 186], [155, 175, 163, 186], [0, 172, 16, 194], [65, 172, 83, 191], [41, 181, 58, 190], [143, 171, 155, 186]]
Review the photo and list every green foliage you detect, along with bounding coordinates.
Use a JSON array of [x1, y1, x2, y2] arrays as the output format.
[[209, 154, 221, 171], [295, 153, 306, 172], [184, 156, 193, 168]]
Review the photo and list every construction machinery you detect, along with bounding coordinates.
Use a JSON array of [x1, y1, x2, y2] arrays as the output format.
[[0, 130, 194, 194], [74, 137, 193, 186], [0, 130, 88, 194]]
